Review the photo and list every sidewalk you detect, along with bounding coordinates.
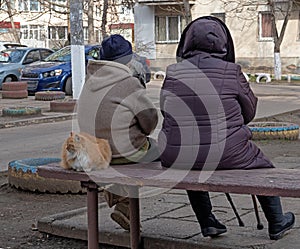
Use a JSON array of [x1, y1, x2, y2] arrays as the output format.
[[38, 179, 300, 249]]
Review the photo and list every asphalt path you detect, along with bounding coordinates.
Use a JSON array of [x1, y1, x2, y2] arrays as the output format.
[[0, 120, 73, 172]]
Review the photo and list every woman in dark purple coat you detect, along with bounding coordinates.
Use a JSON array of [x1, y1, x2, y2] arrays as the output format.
[[158, 16, 294, 240]]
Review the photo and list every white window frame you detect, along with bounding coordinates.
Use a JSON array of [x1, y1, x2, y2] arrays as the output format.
[[155, 15, 184, 43], [95, 5, 101, 17], [19, 0, 41, 12], [258, 12, 274, 41], [21, 24, 43, 40], [48, 26, 68, 40]]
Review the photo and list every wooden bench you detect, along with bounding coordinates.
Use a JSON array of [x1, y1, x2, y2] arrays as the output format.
[[37, 162, 300, 249]]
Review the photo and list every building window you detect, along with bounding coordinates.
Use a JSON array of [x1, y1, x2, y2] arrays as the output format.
[[19, 0, 41, 11], [21, 25, 43, 40], [95, 29, 101, 42], [211, 13, 226, 23], [29, 25, 39, 39], [120, 6, 131, 15], [95, 5, 101, 17], [83, 27, 88, 41], [48, 26, 68, 39], [155, 16, 186, 43], [1, 0, 16, 10], [259, 12, 273, 41], [21, 25, 28, 39], [19, 0, 28, 11]]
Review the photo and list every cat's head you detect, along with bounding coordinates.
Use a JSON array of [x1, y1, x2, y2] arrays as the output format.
[[66, 132, 86, 152]]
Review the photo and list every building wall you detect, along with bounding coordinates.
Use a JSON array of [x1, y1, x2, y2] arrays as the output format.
[[140, 0, 300, 73], [192, 1, 300, 72]]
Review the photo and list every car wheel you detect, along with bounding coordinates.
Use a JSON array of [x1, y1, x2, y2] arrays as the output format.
[[65, 77, 73, 96], [3, 76, 14, 82]]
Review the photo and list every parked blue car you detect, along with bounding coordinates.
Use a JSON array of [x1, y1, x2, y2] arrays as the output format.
[[0, 47, 54, 89], [20, 45, 101, 95]]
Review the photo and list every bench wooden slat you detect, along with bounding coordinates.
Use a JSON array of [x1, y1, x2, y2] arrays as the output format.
[[38, 163, 300, 197]]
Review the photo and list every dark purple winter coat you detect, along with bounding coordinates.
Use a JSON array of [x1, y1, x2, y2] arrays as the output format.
[[158, 16, 274, 170]]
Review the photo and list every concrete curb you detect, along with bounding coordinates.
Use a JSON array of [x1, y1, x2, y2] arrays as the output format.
[[0, 113, 75, 129]]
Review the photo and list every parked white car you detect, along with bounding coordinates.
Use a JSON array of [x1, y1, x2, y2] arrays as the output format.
[[0, 41, 27, 52]]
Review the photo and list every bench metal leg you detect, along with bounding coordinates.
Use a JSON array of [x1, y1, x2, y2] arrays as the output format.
[[129, 187, 141, 249], [83, 182, 99, 249]]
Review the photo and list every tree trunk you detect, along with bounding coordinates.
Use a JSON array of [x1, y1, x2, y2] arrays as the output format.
[[6, 0, 20, 43], [67, 0, 70, 33], [270, 0, 293, 80], [88, 0, 95, 43], [101, 0, 109, 39], [182, 0, 192, 25], [274, 52, 282, 81]]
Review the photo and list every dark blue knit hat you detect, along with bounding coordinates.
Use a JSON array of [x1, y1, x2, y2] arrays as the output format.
[[100, 34, 133, 64]]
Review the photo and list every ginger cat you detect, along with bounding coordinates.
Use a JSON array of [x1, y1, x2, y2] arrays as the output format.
[[61, 131, 112, 172]]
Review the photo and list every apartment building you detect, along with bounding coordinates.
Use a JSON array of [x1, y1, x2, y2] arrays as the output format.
[[0, 0, 134, 50], [134, 0, 300, 73]]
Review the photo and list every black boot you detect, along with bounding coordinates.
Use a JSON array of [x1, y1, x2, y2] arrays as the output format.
[[187, 190, 227, 237], [257, 196, 295, 240]]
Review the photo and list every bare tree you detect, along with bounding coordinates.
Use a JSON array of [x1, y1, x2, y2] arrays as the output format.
[[221, 0, 300, 80], [87, 0, 95, 43], [0, 0, 21, 42], [269, 0, 295, 80], [182, 0, 192, 25], [101, 0, 109, 38]]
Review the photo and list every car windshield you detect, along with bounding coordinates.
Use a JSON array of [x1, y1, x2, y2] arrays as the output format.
[[44, 46, 71, 62], [0, 49, 26, 63]]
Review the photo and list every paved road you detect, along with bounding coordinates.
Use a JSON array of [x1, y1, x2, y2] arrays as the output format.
[[251, 83, 300, 118], [0, 120, 73, 172]]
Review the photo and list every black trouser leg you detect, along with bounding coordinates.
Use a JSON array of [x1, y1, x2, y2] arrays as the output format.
[[256, 195, 295, 240], [187, 190, 227, 237], [187, 190, 212, 225], [256, 196, 283, 224]]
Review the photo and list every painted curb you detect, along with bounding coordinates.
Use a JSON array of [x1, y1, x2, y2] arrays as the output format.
[[8, 157, 85, 193], [0, 113, 76, 129], [249, 122, 300, 140]]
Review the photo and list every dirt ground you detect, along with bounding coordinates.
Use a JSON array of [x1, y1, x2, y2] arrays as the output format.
[[1, 110, 300, 249]]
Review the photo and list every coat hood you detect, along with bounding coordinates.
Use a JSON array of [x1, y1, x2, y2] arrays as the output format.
[[176, 16, 235, 63], [85, 60, 132, 91]]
